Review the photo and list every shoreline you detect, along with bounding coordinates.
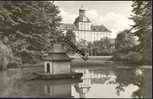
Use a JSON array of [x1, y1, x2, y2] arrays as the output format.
[[6, 56, 151, 70], [17, 57, 152, 70]]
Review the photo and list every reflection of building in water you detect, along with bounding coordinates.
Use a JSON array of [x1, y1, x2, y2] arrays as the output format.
[[74, 84, 90, 98], [44, 84, 71, 97], [74, 73, 91, 98], [73, 69, 115, 98], [74, 70, 91, 98], [41, 80, 82, 98], [74, 69, 91, 98], [74, 69, 114, 82]]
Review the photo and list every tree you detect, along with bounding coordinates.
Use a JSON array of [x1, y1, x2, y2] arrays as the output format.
[[82, 37, 114, 56], [130, 0, 152, 64], [65, 29, 76, 44], [0, 1, 62, 64], [100, 37, 112, 49], [64, 29, 76, 54], [115, 29, 136, 53], [76, 39, 88, 54], [0, 40, 13, 70], [112, 29, 143, 63]]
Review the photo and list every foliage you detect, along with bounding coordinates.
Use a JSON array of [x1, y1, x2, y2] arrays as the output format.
[[65, 29, 76, 44], [94, 37, 112, 49], [126, 51, 143, 64], [76, 39, 88, 53], [108, 69, 144, 98], [0, 1, 62, 64], [87, 37, 115, 56], [112, 1, 152, 65], [112, 52, 127, 62], [112, 29, 142, 64], [112, 51, 143, 64], [115, 29, 136, 53], [130, 0, 152, 64], [77, 39, 88, 48], [64, 29, 76, 54]]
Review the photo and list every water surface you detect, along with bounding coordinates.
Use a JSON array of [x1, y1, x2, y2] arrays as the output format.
[[0, 66, 152, 98]]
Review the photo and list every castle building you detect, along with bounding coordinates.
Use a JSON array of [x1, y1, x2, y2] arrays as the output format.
[[60, 7, 112, 42]]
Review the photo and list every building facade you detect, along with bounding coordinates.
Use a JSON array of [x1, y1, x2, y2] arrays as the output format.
[[60, 7, 111, 42]]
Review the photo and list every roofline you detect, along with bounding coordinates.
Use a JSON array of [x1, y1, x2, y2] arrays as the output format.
[[60, 23, 112, 33], [74, 30, 111, 32], [60, 29, 111, 33]]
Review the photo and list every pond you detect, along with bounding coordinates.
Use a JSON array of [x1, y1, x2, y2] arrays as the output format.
[[0, 66, 152, 98]]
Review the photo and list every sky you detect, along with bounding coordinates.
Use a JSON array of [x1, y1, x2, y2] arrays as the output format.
[[55, 1, 134, 38]]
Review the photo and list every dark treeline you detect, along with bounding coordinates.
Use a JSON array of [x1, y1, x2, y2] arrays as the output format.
[[112, 0, 152, 65], [0, 1, 62, 69]]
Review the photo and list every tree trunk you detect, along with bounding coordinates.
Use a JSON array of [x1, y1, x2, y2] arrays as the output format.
[[0, 41, 13, 71]]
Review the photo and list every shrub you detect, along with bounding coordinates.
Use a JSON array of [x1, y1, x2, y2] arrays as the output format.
[[111, 52, 126, 61], [112, 51, 143, 64], [142, 57, 152, 65], [19, 51, 34, 64], [7, 57, 22, 68], [125, 51, 143, 64], [7, 62, 18, 68], [97, 48, 115, 56]]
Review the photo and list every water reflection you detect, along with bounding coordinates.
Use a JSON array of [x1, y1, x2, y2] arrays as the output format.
[[21, 79, 82, 98], [109, 69, 143, 98], [43, 81, 72, 97], [73, 70, 91, 98], [133, 69, 152, 98], [72, 68, 120, 98], [111, 68, 152, 98], [72, 67, 152, 98], [0, 67, 152, 98]]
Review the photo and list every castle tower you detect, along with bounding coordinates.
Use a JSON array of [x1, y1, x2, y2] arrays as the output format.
[[79, 5, 86, 17], [74, 6, 91, 31]]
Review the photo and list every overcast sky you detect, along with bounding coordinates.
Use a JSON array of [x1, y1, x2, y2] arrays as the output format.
[[55, 1, 134, 38]]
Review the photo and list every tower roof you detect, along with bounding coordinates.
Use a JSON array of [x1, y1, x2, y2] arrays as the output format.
[[79, 5, 86, 11], [74, 16, 91, 24], [91, 25, 112, 32], [73, 6, 91, 24]]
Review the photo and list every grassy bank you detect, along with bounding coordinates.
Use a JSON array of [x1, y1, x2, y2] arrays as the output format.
[[16, 56, 152, 70]]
